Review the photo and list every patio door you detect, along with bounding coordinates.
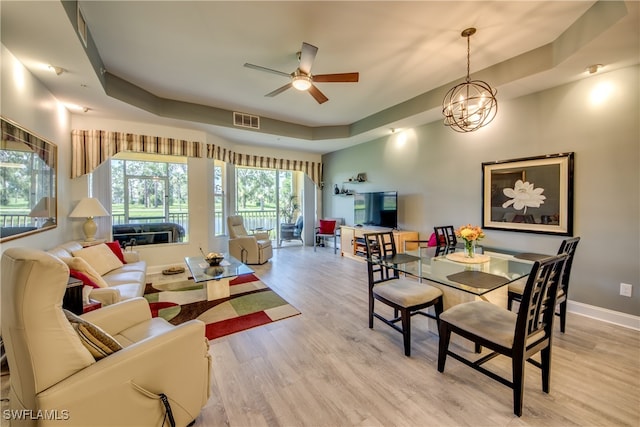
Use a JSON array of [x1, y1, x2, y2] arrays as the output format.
[[235, 167, 303, 246]]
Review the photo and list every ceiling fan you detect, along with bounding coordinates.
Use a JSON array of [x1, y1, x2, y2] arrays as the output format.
[[244, 42, 359, 104]]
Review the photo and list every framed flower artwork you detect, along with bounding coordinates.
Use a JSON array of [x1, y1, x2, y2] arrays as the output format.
[[482, 152, 574, 235]]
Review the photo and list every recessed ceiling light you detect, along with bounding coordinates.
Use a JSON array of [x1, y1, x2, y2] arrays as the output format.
[[48, 65, 65, 75], [586, 64, 603, 74]]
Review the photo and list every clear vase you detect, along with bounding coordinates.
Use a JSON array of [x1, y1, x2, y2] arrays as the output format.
[[464, 239, 476, 258]]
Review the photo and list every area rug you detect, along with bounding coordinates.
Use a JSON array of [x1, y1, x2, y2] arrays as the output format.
[[144, 272, 300, 340]]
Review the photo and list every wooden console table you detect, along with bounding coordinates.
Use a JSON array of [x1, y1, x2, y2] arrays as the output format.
[[340, 225, 418, 261]]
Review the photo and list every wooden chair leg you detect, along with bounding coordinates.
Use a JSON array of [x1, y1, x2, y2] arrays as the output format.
[[368, 296, 374, 328], [401, 308, 411, 357], [437, 322, 451, 372], [512, 357, 525, 417], [541, 345, 552, 393], [558, 301, 567, 333]]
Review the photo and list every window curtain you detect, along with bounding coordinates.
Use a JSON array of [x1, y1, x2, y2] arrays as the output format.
[[71, 129, 323, 187]]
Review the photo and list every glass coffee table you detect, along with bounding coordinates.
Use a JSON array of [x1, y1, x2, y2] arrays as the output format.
[[184, 254, 253, 300]]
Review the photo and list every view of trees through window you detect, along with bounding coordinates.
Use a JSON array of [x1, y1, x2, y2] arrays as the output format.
[[235, 167, 300, 242], [111, 157, 188, 245]]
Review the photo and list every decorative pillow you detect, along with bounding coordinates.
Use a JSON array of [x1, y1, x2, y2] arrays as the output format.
[[64, 309, 122, 360], [72, 244, 123, 276], [427, 233, 437, 247], [319, 220, 336, 234], [63, 257, 109, 288], [69, 269, 100, 288], [105, 241, 127, 264]]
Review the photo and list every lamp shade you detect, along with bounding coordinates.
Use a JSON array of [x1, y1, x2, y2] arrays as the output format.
[[28, 197, 55, 218], [69, 197, 109, 218]]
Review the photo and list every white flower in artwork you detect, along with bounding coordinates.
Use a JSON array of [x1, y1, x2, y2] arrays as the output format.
[[502, 179, 546, 213]]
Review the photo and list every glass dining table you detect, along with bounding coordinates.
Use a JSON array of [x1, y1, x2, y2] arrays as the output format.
[[369, 244, 541, 347], [375, 245, 537, 297]]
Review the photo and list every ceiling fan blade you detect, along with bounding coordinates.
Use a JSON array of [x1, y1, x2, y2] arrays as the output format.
[[244, 63, 291, 78], [308, 84, 329, 104], [313, 72, 359, 83], [265, 83, 292, 97], [298, 42, 318, 75]]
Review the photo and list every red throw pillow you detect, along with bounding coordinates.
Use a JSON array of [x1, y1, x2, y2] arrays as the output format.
[[105, 241, 127, 264], [69, 269, 100, 288], [427, 232, 437, 247], [319, 220, 336, 234]]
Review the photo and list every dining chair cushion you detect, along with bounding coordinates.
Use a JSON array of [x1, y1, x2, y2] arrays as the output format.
[[440, 300, 517, 348], [507, 277, 526, 296], [373, 279, 442, 308]]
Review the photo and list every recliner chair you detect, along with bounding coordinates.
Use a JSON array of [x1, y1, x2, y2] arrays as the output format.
[[1, 248, 211, 427], [227, 215, 273, 264]]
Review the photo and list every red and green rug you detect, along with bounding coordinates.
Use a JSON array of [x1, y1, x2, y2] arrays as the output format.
[[144, 273, 300, 340]]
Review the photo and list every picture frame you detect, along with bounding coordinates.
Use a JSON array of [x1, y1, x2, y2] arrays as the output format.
[[482, 153, 574, 235]]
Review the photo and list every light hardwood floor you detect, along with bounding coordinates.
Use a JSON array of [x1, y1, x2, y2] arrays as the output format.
[[197, 245, 639, 427], [2, 246, 638, 426]]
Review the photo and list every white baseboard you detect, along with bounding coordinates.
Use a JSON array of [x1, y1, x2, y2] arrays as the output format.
[[568, 300, 640, 331]]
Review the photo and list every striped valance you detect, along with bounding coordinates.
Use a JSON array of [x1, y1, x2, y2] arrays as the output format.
[[71, 129, 323, 186], [205, 144, 323, 187]]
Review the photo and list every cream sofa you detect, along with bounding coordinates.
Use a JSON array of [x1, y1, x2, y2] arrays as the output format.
[[47, 241, 146, 306]]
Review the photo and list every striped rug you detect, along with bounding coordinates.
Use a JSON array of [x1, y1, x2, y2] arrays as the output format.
[[144, 273, 300, 340]]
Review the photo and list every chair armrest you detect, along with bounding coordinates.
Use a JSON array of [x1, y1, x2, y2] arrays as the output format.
[[253, 231, 270, 240], [80, 297, 151, 336], [123, 251, 140, 263], [87, 287, 121, 306], [36, 320, 210, 425], [231, 235, 258, 246]]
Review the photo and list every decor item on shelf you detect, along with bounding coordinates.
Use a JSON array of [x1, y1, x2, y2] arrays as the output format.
[[442, 28, 498, 133], [356, 172, 367, 182], [69, 197, 110, 241], [334, 184, 340, 194], [454, 224, 485, 258]]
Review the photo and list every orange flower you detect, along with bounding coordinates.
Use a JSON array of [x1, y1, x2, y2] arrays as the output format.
[[455, 224, 485, 242]]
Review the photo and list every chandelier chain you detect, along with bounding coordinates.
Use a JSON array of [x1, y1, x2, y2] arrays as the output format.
[[466, 34, 471, 82]]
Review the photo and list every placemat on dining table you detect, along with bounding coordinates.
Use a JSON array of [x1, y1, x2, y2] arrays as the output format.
[[514, 252, 551, 261], [446, 271, 510, 289]]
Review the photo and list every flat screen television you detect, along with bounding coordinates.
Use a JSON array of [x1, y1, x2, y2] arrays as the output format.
[[354, 191, 398, 229]]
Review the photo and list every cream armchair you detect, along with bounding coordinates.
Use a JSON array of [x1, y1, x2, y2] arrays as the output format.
[[1, 248, 211, 427], [227, 215, 273, 264]]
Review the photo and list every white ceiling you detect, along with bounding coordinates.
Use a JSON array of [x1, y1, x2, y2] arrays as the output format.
[[2, 1, 638, 154]]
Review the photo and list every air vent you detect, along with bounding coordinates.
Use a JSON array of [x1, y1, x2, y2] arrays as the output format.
[[233, 112, 260, 129]]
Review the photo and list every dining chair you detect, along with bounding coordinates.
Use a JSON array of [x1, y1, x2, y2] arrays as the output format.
[[507, 236, 580, 333], [437, 253, 569, 416], [433, 225, 457, 247], [364, 232, 443, 356]]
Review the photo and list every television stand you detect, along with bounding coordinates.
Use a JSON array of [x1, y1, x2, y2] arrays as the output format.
[[340, 225, 418, 261]]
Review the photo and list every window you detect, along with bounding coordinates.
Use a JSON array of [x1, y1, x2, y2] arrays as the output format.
[[213, 160, 225, 236], [111, 154, 188, 246]]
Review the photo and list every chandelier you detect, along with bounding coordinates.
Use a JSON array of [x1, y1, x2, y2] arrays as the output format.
[[442, 28, 498, 132]]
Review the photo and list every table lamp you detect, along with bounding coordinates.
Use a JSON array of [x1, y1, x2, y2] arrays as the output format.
[[69, 197, 110, 241], [28, 196, 56, 227]]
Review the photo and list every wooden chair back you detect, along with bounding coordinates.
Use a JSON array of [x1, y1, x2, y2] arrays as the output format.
[[433, 225, 457, 246], [364, 232, 399, 286]]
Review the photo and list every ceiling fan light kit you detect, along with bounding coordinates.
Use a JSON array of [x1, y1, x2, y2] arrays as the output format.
[[292, 73, 312, 91], [442, 28, 498, 133], [245, 42, 359, 104]]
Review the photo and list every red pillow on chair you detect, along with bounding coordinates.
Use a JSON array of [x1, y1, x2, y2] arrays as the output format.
[[319, 220, 336, 234]]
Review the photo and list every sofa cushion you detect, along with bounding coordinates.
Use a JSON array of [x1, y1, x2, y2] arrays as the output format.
[[69, 269, 100, 289], [105, 241, 127, 264], [72, 244, 123, 276], [63, 257, 109, 288], [64, 309, 123, 360], [102, 267, 146, 289]]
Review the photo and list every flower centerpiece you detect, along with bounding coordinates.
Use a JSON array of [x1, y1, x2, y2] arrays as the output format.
[[455, 224, 485, 258]]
